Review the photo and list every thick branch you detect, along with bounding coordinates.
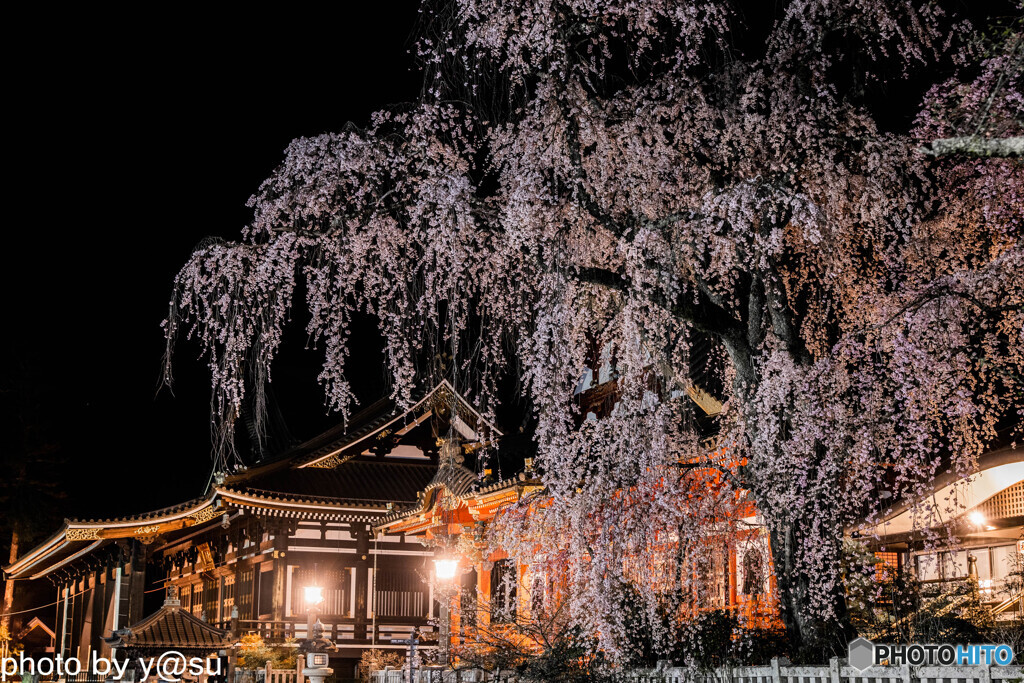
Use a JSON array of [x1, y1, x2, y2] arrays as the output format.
[[562, 111, 635, 238], [571, 265, 751, 363], [920, 136, 1023, 158]]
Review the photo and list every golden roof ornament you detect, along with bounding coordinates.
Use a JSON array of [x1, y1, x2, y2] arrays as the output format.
[[438, 438, 464, 468]]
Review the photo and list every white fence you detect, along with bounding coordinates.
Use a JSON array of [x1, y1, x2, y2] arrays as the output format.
[[370, 658, 1024, 683], [233, 660, 301, 683], [723, 659, 1022, 683]]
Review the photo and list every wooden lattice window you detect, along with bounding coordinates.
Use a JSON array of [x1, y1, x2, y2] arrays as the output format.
[[222, 575, 235, 619], [374, 568, 426, 618], [696, 546, 728, 608], [237, 569, 254, 620], [192, 583, 204, 618], [976, 481, 1024, 521], [875, 552, 899, 581], [290, 568, 351, 617], [203, 579, 220, 621]]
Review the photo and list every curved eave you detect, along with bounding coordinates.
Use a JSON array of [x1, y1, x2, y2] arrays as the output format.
[[4, 527, 72, 578], [374, 479, 537, 535], [27, 541, 105, 580], [856, 445, 1023, 539], [5, 496, 222, 580], [217, 487, 396, 517]]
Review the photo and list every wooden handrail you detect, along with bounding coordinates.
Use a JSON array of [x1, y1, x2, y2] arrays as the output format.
[[990, 590, 1023, 616]]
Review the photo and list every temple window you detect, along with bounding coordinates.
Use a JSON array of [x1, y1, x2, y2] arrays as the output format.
[[290, 568, 352, 617], [741, 550, 764, 597], [374, 568, 426, 618]]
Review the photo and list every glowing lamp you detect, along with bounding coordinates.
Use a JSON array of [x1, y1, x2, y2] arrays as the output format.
[[434, 558, 458, 581], [304, 585, 325, 606], [968, 511, 986, 527]]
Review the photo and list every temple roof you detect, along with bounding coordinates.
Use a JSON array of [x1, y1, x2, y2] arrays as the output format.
[[223, 459, 438, 506], [214, 380, 503, 510], [3, 497, 223, 580], [104, 592, 231, 651], [6, 381, 509, 580]]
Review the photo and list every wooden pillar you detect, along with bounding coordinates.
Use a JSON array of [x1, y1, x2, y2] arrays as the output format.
[[71, 576, 86, 660], [227, 606, 239, 683], [234, 561, 245, 622], [353, 524, 370, 641], [58, 583, 70, 659], [271, 523, 288, 638], [728, 545, 738, 609], [127, 542, 148, 626], [90, 568, 107, 655]]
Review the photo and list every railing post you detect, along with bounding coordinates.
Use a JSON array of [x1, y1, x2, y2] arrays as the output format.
[[266, 660, 273, 683], [771, 658, 782, 683], [901, 662, 911, 683], [830, 657, 842, 683]]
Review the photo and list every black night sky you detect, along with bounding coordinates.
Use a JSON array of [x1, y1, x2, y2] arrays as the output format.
[[2, 6, 422, 535]]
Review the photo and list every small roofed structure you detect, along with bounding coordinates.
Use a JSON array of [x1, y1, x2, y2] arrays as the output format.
[[16, 617, 56, 659], [104, 586, 232, 655]]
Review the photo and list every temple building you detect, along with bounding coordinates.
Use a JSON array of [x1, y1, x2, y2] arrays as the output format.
[[5, 381, 509, 679], [5, 349, 781, 678], [860, 444, 1024, 623], [10, 360, 1012, 679]]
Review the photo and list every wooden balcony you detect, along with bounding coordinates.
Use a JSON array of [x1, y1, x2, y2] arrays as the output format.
[[224, 616, 436, 647]]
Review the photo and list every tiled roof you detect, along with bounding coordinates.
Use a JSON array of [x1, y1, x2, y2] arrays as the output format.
[[230, 459, 439, 505], [105, 600, 231, 651], [245, 380, 502, 471], [67, 496, 211, 525], [428, 464, 479, 497], [254, 396, 401, 470]]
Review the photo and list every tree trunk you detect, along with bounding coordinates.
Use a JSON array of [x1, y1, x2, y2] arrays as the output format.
[[1, 528, 19, 655], [767, 520, 851, 661], [728, 344, 852, 660]]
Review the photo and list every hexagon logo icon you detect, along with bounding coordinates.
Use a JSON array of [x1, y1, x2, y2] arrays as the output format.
[[848, 637, 875, 671]]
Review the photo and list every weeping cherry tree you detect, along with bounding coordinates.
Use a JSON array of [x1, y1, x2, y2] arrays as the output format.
[[164, 0, 1023, 661]]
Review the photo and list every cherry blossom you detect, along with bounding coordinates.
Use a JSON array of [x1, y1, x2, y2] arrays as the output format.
[[165, 0, 1023, 660]]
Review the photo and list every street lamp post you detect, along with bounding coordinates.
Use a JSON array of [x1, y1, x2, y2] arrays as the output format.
[[433, 556, 458, 666], [300, 584, 334, 683], [303, 585, 324, 637]]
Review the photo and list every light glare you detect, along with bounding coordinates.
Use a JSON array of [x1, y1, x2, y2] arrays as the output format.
[[304, 585, 324, 606], [434, 559, 458, 580]]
